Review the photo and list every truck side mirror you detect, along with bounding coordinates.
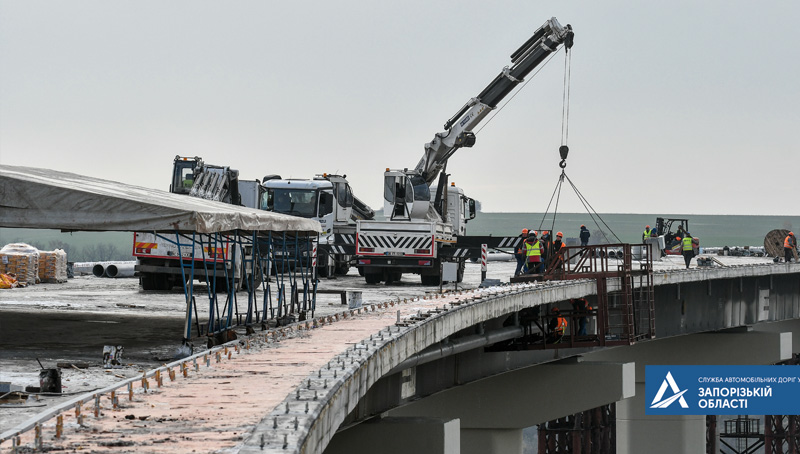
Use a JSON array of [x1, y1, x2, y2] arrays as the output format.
[[318, 192, 334, 217], [468, 199, 477, 220]]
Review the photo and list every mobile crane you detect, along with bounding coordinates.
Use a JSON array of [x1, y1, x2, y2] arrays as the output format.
[[134, 156, 263, 291], [355, 17, 574, 285], [260, 173, 374, 276]]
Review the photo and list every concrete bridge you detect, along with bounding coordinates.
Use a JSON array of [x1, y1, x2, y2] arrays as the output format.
[[6, 260, 799, 453], [242, 261, 800, 454]]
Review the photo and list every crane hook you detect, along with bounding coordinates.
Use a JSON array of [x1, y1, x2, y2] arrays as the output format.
[[558, 145, 569, 168]]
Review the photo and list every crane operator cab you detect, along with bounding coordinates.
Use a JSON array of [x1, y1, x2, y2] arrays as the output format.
[[384, 170, 431, 221]]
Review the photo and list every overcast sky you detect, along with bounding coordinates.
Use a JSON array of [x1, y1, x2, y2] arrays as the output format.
[[1, 1, 798, 216]]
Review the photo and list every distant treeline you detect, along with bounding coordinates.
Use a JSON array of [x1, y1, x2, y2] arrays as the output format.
[[0, 229, 134, 263], [2, 238, 133, 262]]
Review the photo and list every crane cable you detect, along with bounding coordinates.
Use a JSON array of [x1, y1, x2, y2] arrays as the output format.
[[560, 43, 572, 149], [539, 47, 622, 244]]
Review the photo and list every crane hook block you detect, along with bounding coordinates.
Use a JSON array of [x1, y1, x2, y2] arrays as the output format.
[[558, 145, 569, 168]]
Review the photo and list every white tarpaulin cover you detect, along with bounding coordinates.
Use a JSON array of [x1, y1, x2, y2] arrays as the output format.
[[0, 165, 321, 234]]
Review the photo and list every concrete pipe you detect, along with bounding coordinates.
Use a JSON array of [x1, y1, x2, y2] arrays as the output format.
[[71, 262, 95, 276], [105, 263, 136, 278], [92, 264, 106, 277]]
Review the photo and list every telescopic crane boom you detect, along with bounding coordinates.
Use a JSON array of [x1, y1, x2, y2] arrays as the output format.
[[415, 17, 574, 187], [357, 17, 575, 285]]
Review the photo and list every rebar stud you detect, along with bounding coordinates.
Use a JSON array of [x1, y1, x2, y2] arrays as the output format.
[[56, 414, 63, 438], [34, 423, 42, 450]]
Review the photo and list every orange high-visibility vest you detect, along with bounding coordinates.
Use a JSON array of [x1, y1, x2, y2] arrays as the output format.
[[555, 317, 567, 334], [785, 235, 795, 248]]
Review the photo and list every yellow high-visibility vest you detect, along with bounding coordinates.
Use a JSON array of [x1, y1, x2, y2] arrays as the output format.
[[525, 241, 541, 257]]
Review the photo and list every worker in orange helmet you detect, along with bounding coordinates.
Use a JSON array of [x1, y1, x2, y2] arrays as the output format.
[[548, 307, 568, 343], [514, 228, 529, 276], [785, 232, 797, 263], [642, 225, 655, 242], [547, 231, 566, 272]]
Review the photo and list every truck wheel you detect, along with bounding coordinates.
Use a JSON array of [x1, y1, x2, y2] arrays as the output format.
[[421, 275, 440, 286], [141, 273, 157, 291], [357, 267, 365, 276], [385, 272, 402, 284], [364, 273, 382, 284], [335, 263, 350, 276]]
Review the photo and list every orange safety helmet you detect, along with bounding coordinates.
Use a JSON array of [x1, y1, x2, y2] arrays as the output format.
[[675, 236, 681, 241], [646, 225, 650, 229], [556, 231, 563, 237], [581, 224, 585, 228], [790, 232, 795, 236], [522, 228, 529, 234]]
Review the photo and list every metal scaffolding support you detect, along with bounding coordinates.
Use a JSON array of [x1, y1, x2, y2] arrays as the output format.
[[765, 415, 800, 454], [719, 416, 764, 454], [707, 415, 718, 454], [538, 403, 616, 454], [166, 229, 317, 345], [505, 243, 655, 350]]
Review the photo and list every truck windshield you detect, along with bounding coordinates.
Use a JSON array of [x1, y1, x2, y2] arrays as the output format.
[[262, 188, 318, 218]]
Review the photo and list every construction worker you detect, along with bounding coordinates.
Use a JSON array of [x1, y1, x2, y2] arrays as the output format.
[[579, 224, 590, 247], [540, 231, 551, 268], [785, 232, 797, 263], [525, 232, 542, 274], [570, 297, 592, 336], [514, 228, 529, 276], [548, 307, 568, 343], [642, 225, 655, 242], [547, 232, 566, 272], [680, 233, 694, 268]]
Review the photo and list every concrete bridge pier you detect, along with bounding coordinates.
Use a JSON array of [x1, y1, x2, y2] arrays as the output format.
[[587, 329, 793, 454], [357, 361, 635, 454]]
